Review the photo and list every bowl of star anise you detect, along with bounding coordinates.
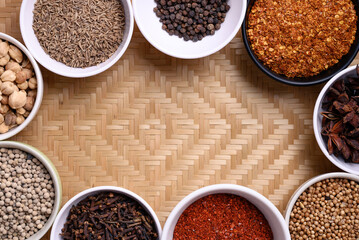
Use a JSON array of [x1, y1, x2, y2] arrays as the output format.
[[314, 65, 359, 174]]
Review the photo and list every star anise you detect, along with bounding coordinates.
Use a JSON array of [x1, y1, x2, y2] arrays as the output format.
[[321, 65, 359, 163]]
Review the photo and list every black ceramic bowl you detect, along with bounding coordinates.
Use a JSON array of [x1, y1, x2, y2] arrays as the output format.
[[242, 0, 359, 86]]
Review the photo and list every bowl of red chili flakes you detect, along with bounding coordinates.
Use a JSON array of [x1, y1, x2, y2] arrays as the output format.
[[162, 184, 290, 240], [242, 0, 359, 86]]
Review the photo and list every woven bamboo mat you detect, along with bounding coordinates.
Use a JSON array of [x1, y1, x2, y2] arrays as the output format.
[[2, 1, 358, 239]]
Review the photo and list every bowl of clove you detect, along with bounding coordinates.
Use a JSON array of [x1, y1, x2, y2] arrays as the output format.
[[314, 65, 359, 175], [50, 186, 161, 240], [0, 32, 43, 140]]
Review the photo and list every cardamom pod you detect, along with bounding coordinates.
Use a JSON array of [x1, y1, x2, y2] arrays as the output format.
[[28, 77, 37, 89], [0, 122, 9, 133], [22, 68, 33, 79], [9, 90, 26, 109], [5, 61, 21, 73], [0, 54, 10, 66], [0, 41, 9, 58], [9, 45, 23, 63], [1, 81, 18, 95], [1, 70, 16, 82], [15, 71, 27, 84]]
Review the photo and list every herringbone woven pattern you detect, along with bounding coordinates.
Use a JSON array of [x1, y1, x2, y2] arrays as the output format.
[[2, 1, 356, 239]]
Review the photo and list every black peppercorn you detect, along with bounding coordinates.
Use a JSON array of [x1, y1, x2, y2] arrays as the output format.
[[153, 0, 230, 42]]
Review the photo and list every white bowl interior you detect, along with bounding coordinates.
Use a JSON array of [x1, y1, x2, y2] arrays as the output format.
[[0, 141, 62, 240], [20, 0, 134, 78], [284, 172, 359, 225], [133, 0, 246, 59], [50, 186, 162, 240], [0, 33, 43, 140], [162, 184, 290, 239], [313, 65, 359, 174]]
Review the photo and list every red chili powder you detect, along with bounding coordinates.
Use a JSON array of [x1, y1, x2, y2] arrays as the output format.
[[173, 194, 273, 240]]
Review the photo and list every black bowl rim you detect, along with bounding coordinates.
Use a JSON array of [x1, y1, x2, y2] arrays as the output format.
[[241, 0, 359, 86]]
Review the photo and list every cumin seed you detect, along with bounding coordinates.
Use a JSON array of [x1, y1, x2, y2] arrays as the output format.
[[32, 0, 125, 68]]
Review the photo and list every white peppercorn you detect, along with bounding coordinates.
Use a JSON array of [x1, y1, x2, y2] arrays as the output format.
[[0, 148, 55, 240]]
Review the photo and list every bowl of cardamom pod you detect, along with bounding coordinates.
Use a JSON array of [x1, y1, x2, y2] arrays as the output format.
[[313, 65, 359, 175], [0, 32, 43, 140], [20, 0, 134, 78], [50, 186, 161, 240]]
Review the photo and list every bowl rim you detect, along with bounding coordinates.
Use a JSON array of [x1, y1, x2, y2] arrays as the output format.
[[284, 172, 359, 225], [0, 32, 43, 140], [19, 0, 134, 78], [50, 186, 162, 240], [313, 65, 359, 174], [132, 0, 247, 59], [241, 0, 359, 86], [0, 140, 62, 240], [161, 184, 290, 239]]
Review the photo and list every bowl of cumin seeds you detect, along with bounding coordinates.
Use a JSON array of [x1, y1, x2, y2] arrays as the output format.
[[20, 0, 134, 78]]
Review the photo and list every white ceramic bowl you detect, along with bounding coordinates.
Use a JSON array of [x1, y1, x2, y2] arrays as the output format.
[[284, 172, 359, 227], [0, 32, 43, 140], [19, 0, 134, 78], [0, 141, 62, 240], [313, 65, 359, 174], [50, 186, 162, 240], [162, 184, 290, 239], [133, 0, 246, 59]]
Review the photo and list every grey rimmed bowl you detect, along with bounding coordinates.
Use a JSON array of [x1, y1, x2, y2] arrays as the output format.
[[0, 141, 62, 240]]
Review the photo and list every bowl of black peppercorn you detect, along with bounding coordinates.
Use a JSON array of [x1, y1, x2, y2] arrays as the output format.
[[133, 0, 247, 59]]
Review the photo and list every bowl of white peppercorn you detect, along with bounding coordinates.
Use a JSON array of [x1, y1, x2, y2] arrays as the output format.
[[0, 141, 62, 240], [0, 32, 43, 140], [133, 0, 246, 59], [285, 172, 359, 239]]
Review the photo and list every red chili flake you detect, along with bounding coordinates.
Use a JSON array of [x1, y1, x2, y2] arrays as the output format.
[[247, 0, 357, 78], [173, 194, 273, 240]]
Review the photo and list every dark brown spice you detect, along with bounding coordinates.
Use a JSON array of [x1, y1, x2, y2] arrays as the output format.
[[153, 0, 230, 42], [60, 192, 159, 240], [32, 0, 125, 68], [247, 0, 357, 78], [321, 65, 359, 163]]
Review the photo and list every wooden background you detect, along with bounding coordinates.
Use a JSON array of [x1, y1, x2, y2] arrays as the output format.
[[1, 1, 356, 239]]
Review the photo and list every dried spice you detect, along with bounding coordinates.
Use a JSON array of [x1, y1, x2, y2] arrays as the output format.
[[153, 0, 230, 42], [60, 192, 158, 240], [173, 194, 273, 240], [0, 148, 55, 240], [289, 178, 359, 239], [247, 0, 357, 78], [321, 66, 359, 163], [33, 0, 125, 68], [0, 39, 37, 134]]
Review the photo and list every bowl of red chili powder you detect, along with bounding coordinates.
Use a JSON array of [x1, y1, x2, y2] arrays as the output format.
[[162, 184, 290, 239]]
